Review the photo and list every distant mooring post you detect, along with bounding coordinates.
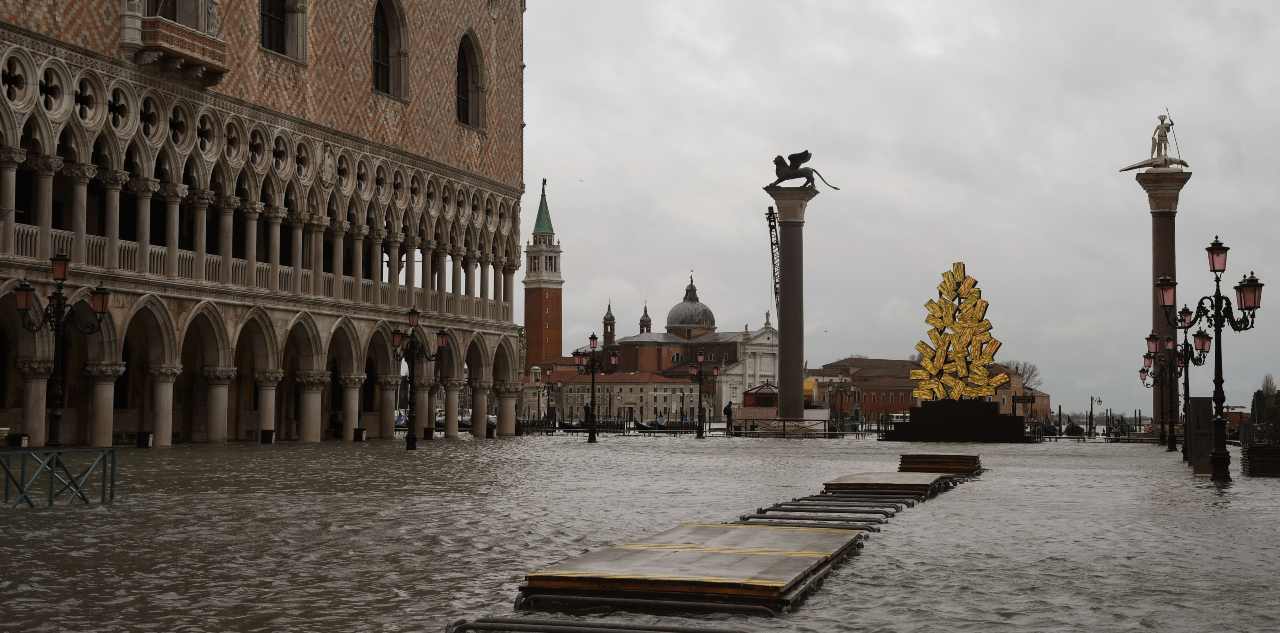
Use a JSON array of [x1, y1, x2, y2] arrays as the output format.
[[765, 150, 838, 418], [1121, 114, 1191, 452]]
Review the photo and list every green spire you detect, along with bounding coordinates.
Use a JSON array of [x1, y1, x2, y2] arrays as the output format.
[[533, 178, 555, 235]]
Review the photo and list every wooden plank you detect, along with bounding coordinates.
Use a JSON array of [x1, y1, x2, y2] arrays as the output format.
[[520, 522, 866, 613]]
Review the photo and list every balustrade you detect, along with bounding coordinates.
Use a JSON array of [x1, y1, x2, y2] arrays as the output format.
[[147, 245, 165, 275], [51, 229, 73, 259], [277, 267, 292, 291], [343, 277, 354, 301], [204, 257, 221, 281], [118, 242, 137, 271], [231, 259, 247, 286], [322, 272, 334, 298], [361, 279, 373, 303], [85, 235, 107, 268], [14, 223, 35, 257], [177, 250, 194, 279], [255, 262, 271, 288]]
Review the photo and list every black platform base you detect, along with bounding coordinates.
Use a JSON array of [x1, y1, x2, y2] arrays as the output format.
[[884, 399, 1030, 443]]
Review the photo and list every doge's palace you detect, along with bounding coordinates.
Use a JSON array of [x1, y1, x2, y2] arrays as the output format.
[[0, 1, 525, 447]]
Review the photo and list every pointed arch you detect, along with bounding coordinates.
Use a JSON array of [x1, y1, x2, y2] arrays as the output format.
[[178, 300, 232, 367], [282, 311, 323, 371], [120, 294, 179, 366], [233, 307, 280, 371], [327, 316, 362, 375], [493, 336, 517, 384], [364, 320, 396, 376], [456, 30, 485, 127], [372, 0, 409, 98]]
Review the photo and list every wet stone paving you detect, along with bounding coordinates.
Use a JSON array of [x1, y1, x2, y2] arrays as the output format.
[[2, 437, 1278, 633]]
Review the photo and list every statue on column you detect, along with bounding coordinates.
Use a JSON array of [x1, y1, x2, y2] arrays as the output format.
[[1120, 114, 1189, 171], [767, 150, 840, 190]]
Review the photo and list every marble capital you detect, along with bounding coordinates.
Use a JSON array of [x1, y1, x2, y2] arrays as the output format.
[[62, 162, 98, 183], [101, 170, 131, 189], [338, 374, 366, 389], [31, 155, 64, 176], [217, 195, 242, 213], [296, 370, 330, 389], [148, 365, 183, 382], [376, 375, 402, 389], [84, 362, 127, 382], [190, 189, 217, 207], [202, 366, 238, 385], [255, 369, 286, 387], [16, 359, 53, 379], [0, 146, 27, 167], [161, 182, 189, 203], [445, 379, 466, 391], [242, 201, 265, 220], [129, 176, 161, 196]]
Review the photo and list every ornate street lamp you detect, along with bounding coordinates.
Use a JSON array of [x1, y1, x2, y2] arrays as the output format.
[[1157, 236, 1263, 482], [688, 349, 720, 439], [1138, 332, 1180, 450], [573, 332, 617, 443], [390, 308, 448, 450], [15, 253, 110, 446]]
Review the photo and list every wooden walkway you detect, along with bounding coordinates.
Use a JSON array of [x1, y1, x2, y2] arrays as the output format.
[[515, 454, 977, 616]]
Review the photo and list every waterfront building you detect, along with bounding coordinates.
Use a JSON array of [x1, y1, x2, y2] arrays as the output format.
[[0, 1, 525, 446], [821, 356, 1049, 422]]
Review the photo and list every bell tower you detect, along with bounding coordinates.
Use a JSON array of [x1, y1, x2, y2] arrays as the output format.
[[523, 179, 563, 370]]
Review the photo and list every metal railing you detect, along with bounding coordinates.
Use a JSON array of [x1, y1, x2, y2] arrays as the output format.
[[1, 447, 118, 507]]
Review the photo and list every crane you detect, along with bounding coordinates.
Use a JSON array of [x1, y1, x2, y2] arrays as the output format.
[[765, 206, 780, 316]]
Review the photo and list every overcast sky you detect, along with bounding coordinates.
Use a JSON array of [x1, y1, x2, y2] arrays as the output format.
[[515, 1, 1280, 416]]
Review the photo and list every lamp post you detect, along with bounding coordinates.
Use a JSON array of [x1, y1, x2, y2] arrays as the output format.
[[573, 332, 617, 443], [1139, 331, 1180, 451], [1169, 313, 1211, 462], [1155, 236, 1263, 482], [14, 253, 111, 446], [688, 349, 720, 440], [1088, 396, 1102, 438], [390, 308, 448, 450]]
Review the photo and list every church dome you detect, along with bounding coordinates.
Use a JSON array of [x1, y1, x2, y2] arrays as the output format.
[[666, 277, 716, 332]]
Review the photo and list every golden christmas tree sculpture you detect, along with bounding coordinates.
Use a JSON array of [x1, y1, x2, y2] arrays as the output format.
[[910, 262, 1010, 400]]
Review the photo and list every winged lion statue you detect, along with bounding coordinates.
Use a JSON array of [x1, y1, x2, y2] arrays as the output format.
[[767, 150, 840, 190]]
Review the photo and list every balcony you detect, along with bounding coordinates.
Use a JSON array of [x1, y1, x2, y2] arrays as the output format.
[[131, 16, 228, 87]]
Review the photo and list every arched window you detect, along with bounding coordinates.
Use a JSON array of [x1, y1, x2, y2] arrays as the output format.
[[371, 0, 407, 98], [456, 35, 483, 126], [260, 0, 288, 54], [372, 3, 391, 93]]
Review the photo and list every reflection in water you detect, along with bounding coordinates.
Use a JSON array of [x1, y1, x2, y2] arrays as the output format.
[[2, 439, 1277, 632]]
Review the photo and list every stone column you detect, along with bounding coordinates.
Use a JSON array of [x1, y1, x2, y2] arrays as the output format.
[[1136, 167, 1191, 446], [162, 182, 188, 278], [255, 370, 284, 443], [377, 374, 399, 439], [465, 252, 477, 297], [414, 378, 432, 438], [493, 258, 505, 306], [131, 178, 160, 273], [765, 186, 819, 419], [63, 163, 97, 264], [339, 374, 364, 441], [404, 236, 417, 306], [497, 384, 518, 437], [84, 363, 126, 448], [310, 217, 326, 296], [267, 207, 285, 292], [351, 225, 367, 300], [422, 239, 436, 295], [243, 202, 262, 286], [435, 248, 447, 296], [290, 217, 304, 294], [369, 229, 385, 304], [480, 255, 492, 301], [150, 366, 181, 447], [451, 249, 463, 296], [17, 360, 52, 448], [203, 367, 236, 443], [444, 379, 463, 438], [331, 221, 348, 297], [190, 189, 214, 281], [471, 381, 491, 439], [217, 196, 239, 283], [0, 147, 25, 255], [502, 263, 515, 304], [297, 370, 328, 442], [33, 156, 63, 260], [102, 171, 128, 269], [387, 233, 402, 305]]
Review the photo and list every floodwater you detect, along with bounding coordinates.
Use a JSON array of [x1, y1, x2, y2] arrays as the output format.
[[2, 437, 1278, 633]]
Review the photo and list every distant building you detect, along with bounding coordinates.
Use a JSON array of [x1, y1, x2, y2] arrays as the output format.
[[541, 369, 695, 423], [820, 357, 1049, 421]]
